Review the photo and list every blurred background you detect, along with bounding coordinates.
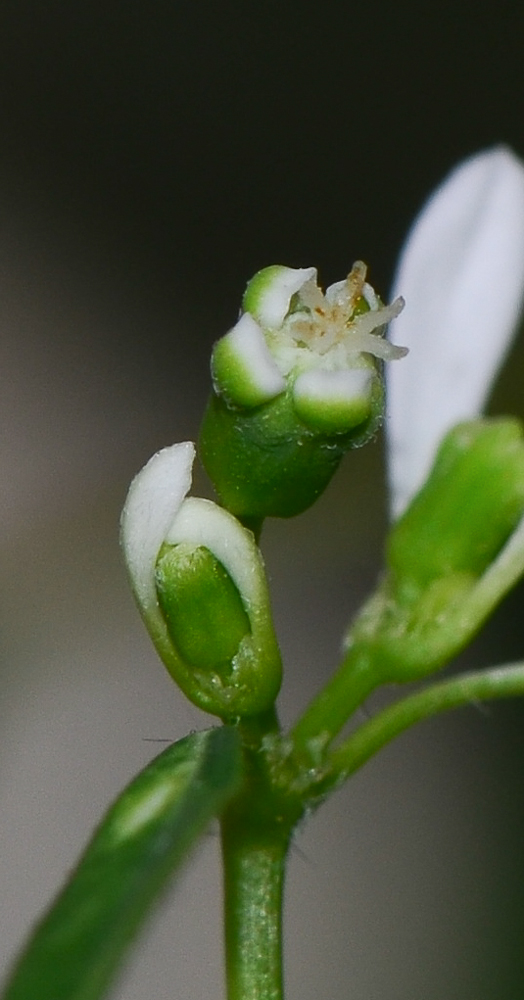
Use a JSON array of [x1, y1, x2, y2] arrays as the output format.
[[1, 1, 524, 997]]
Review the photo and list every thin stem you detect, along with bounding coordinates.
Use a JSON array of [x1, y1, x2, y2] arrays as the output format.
[[326, 660, 524, 786], [221, 814, 289, 1000], [290, 646, 377, 754]]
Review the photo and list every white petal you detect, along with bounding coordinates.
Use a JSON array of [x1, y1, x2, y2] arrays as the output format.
[[212, 312, 285, 405], [227, 314, 284, 394], [120, 442, 195, 619], [292, 368, 373, 434], [387, 146, 524, 517], [247, 265, 317, 328], [294, 367, 371, 404]]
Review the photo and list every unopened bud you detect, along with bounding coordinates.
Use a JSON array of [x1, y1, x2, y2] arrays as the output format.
[[348, 419, 524, 683], [121, 444, 282, 719]]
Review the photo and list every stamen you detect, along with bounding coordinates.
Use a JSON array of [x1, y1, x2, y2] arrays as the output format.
[[345, 261, 368, 307], [345, 298, 406, 358], [266, 265, 407, 374]]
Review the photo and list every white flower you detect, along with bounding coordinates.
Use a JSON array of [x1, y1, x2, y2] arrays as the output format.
[[387, 146, 524, 518], [211, 262, 405, 434]]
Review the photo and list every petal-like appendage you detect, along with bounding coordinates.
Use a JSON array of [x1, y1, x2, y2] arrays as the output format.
[[120, 442, 195, 621], [293, 368, 372, 433], [243, 265, 317, 328], [211, 312, 285, 407], [387, 146, 524, 517], [165, 496, 269, 614]]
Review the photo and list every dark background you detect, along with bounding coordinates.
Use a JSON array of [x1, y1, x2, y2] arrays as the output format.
[[1, 2, 524, 999], [2, 0, 524, 391]]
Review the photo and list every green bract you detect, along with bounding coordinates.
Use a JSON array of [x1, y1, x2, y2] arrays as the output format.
[[347, 419, 524, 682], [200, 262, 406, 519], [121, 444, 282, 719]]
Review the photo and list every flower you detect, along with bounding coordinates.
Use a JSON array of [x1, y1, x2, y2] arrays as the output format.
[[200, 263, 406, 519], [386, 146, 524, 519], [120, 443, 282, 719], [213, 262, 405, 431]]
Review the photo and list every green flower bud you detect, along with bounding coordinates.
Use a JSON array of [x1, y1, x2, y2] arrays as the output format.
[[121, 444, 282, 719], [200, 262, 406, 519], [388, 420, 524, 589], [348, 419, 524, 682]]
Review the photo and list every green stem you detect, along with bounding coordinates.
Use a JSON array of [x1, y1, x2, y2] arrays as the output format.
[[221, 814, 290, 1000], [220, 708, 300, 1000], [326, 660, 524, 786], [290, 646, 377, 754]]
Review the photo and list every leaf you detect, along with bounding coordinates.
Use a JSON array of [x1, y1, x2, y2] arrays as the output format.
[[2, 727, 242, 1000]]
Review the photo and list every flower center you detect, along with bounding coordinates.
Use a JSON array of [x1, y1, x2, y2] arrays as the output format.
[[268, 262, 406, 375]]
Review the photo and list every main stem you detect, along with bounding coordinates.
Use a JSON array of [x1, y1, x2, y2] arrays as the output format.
[[221, 813, 290, 1000], [220, 709, 299, 1000]]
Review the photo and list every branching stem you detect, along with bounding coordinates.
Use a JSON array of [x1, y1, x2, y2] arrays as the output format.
[[326, 660, 524, 784]]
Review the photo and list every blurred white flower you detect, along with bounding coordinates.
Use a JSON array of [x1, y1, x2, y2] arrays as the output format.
[[387, 146, 524, 518]]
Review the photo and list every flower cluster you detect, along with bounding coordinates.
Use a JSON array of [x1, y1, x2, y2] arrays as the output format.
[[121, 145, 524, 716]]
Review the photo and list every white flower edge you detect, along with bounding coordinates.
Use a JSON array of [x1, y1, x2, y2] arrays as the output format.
[[211, 313, 285, 408], [120, 441, 274, 644], [244, 265, 318, 328], [165, 496, 272, 621], [121, 442, 196, 632], [387, 146, 524, 518], [292, 368, 373, 431]]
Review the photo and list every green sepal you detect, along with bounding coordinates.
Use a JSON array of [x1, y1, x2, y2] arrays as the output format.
[[199, 380, 382, 520], [212, 334, 266, 409], [347, 574, 477, 683], [1, 728, 242, 1000]]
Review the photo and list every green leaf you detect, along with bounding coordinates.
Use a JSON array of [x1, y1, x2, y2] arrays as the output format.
[[2, 727, 242, 1000]]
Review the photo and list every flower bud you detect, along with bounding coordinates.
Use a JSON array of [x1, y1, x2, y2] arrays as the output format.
[[121, 443, 282, 719], [348, 418, 524, 682], [200, 263, 406, 519], [388, 419, 524, 589]]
